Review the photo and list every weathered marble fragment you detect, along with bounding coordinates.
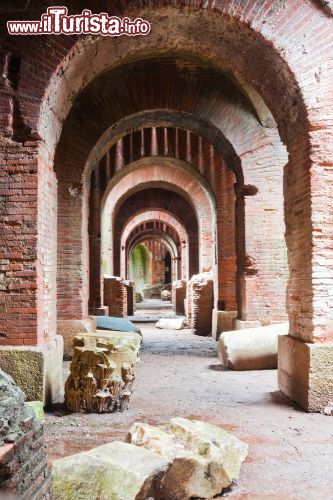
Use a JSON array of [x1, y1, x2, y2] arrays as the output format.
[[65, 331, 141, 413], [156, 317, 186, 330], [52, 441, 169, 500], [127, 417, 248, 499], [218, 322, 289, 370]]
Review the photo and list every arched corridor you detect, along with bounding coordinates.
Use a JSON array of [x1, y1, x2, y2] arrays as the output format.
[[1, 1, 333, 497]]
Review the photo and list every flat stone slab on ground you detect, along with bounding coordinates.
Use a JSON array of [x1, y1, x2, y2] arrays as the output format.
[[218, 322, 289, 370], [127, 417, 248, 499], [156, 317, 187, 330], [52, 441, 169, 500], [95, 316, 142, 336]]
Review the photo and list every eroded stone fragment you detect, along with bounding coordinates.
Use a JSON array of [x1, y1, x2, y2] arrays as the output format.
[[0, 369, 25, 445], [127, 417, 248, 499], [52, 441, 169, 500], [64, 331, 141, 413], [156, 317, 186, 330], [218, 322, 289, 370]]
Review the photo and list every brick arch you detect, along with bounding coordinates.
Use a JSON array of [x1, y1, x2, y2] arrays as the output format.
[[129, 235, 178, 288], [1, 1, 333, 410], [32, 5, 322, 353], [121, 211, 189, 280], [101, 159, 216, 281], [114, 194, 197, 275], [128, 231, 179, 283], [89, 186, 199, 310], [91, 118, 287, 319], [34, 5, 309, 155]]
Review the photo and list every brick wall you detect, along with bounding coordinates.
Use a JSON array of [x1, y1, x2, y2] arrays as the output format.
[[103, 277, 126, 318], [103, 277, 134, 317]]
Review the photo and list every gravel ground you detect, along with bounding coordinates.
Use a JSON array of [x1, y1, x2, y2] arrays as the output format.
[[45, 323, 333, 499]]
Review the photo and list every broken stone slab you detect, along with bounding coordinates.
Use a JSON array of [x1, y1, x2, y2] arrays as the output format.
[[218, 322, 289, 370], [95, 316, 142, 337], [127, 417, 248, 499], [156, 317, 186, 330], [161, 289, 172, 301], [52, 441, 169, 500], [64, 331, 141, 413], [323, 403, 333, 416]]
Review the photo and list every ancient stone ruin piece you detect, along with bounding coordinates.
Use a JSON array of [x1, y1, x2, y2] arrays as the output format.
[[95, 316, 142, 336], [126, 417, 248, 499], [143, 283, 164, 299], [323, 403, 333, 416], [64, 331, 141, 413], [218, 322, 289, 370], [156, 317, 187, 330], [161, 289, 172, 301], [52, 441, 170, 500]]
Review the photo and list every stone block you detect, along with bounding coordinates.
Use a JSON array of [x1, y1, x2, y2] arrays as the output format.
[[0, 336, 64, 405], [212, 309, 238, 340], [278, 335, 333, 412], [127, 417, 248, 499], [161, 289, 172, 301], [95, 316, 141, 336], [218, 323, 289, 370], [65, 331, 141, 413], [52, 441, 169, 500], [57, 318, 96, 360], [156, 318, 186, 330]]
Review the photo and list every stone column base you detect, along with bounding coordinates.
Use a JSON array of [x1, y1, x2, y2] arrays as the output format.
[[0, 335, 64, 406], [58, 318, 96, 360], [278, 335, 333, 412], [89, 306, 109, 316], [212, 310, 237, 340]]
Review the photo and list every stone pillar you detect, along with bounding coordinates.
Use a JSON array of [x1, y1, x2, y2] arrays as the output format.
[[88, 165, 103, 314], [172, 280, 187, 315], [235, 178, 288, 328], [278, 136, 333, 413], [56, 159, 94, 362], [0, 140, 63, 404], [186, 273, 213, 336]]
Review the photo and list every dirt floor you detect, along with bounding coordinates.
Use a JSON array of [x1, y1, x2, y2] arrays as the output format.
[[45, 321, 333, 500]]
